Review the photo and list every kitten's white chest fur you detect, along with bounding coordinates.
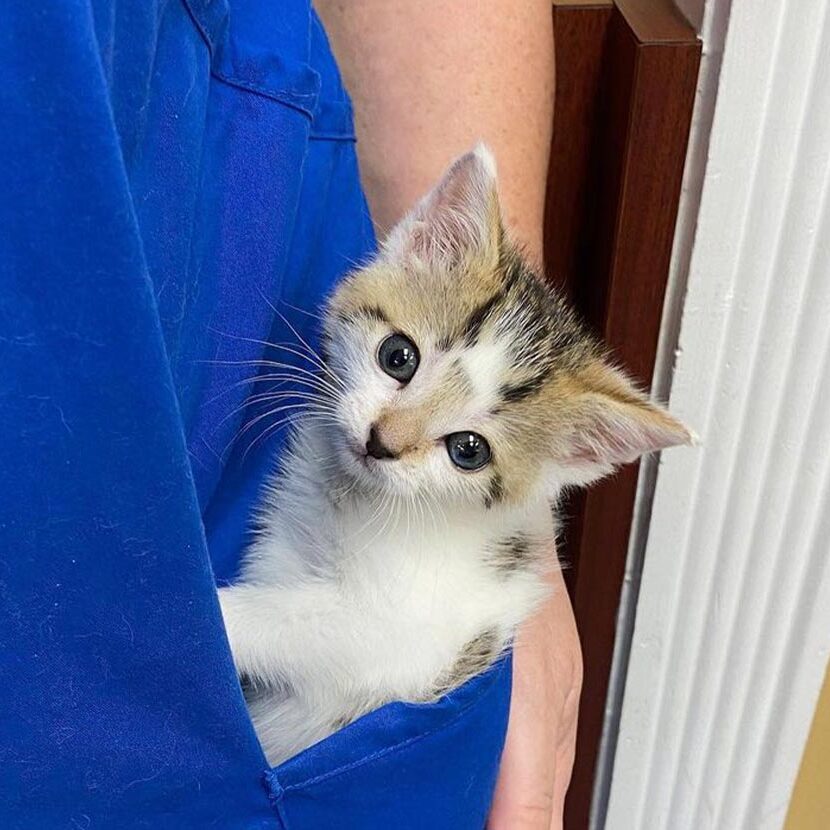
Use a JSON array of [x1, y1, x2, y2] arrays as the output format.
[[220, 421, 552, 765]]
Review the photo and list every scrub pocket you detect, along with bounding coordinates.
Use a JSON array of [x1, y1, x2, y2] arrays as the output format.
[[264, 655, 512, 830]]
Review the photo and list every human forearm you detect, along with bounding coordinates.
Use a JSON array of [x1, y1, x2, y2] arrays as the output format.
[[314, 0, 554, 260]]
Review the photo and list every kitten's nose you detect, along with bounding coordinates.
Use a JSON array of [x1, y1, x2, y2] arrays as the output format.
[[366, 425, 397, 460]]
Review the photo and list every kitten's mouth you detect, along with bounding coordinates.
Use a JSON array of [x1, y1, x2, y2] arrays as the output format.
[[345, 441, 370, 467], [339, 432, 387, 475], [348, 444, 390, 475]]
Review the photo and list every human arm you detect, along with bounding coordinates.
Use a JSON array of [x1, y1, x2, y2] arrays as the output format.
[[313, 3, 582, 826]]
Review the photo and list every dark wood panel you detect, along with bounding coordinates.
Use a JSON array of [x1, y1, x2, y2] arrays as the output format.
[[545, 2, 613, 305], [617, 0, 699, 42], [545, 2, 700, 827]]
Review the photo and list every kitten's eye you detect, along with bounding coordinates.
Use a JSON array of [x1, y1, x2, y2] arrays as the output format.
[[377, 333, 420, 383], [445, 432, 491, 471]]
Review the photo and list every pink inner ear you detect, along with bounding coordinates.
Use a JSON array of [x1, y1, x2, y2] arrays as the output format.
[[407, 221, 429, 256], [566, 406, 690, 468], [384, 145, 499, 264], [429, 156, 486, 216], [569, 433, 628, 465]]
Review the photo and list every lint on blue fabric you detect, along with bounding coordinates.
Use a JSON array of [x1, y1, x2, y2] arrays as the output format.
[[0, 1, 511, 827]]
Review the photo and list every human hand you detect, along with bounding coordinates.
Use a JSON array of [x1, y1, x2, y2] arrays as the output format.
[[488, 566, 582, 829]]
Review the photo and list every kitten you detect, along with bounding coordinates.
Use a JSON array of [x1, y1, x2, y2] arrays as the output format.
[[218, 145, 691, 766]]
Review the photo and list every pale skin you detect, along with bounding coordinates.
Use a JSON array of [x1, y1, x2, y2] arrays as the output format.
[[314, 2, 583, 827]]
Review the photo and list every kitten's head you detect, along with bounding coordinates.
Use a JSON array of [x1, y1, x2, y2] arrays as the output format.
[[320, 144, 691, 508]]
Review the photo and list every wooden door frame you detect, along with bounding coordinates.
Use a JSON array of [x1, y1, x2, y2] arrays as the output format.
[[544, 2, 700, 826]]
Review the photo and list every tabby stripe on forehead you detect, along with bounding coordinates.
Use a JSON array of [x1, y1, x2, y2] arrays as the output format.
[[338, 305, 389, 326], [462, 290, 503, 346], [447, 359, 473, 396], [499, 371, 549, 404], [356, 305, 389, 323], [435, 333, 454, 352]]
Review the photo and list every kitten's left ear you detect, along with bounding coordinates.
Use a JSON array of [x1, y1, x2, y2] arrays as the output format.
[[553, 360, 694, 487], [381, 143, 502, 268]]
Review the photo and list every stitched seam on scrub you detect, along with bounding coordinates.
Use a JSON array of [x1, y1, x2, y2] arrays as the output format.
[[210, 71, 317, 117], [180, 0, 318, 117], [308, 131, 356, 142]]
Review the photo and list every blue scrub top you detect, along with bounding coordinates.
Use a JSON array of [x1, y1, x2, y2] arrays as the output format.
[[0, 1, 511, 827]]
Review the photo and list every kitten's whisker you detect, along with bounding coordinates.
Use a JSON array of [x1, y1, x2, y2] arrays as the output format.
[[353, 488, 394, 559], [240, 411, 340, 462], [366, 489, 391, 538], [265, 341, 338, 381], [430, 493, 448, 533], [276, 299, 325, 322], [253, 339, 344, 391], [205, 372, 341, 406], [250, 353, 345, 396], [331, 463, 361, 505], [215, 392, 336, 430], [231, 414, 301, 463], [241, 390, 336, 410], [392, 494, 416, 592], [225, 402, 318, 457], [202, 348, 345, 390], [252, 367, 346, 399], [410, 492, 420, 538], [236, 399, 337, 434], [373, 491, 398, 563], [255, 292, 344, 390], [249, 373, 342, 400], [201, 355, 344, 397], [417, 492, 430, 536], [241, 415, 304, 462]]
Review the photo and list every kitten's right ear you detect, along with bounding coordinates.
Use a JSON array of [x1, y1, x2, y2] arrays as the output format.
[[381, 143, 503, 269]]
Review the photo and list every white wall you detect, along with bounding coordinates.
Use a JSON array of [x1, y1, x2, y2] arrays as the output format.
[[604, 1, 830, 828]]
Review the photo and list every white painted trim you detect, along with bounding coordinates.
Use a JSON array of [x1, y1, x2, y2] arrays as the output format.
[[605, 1, 830, 828], [591, 2, 735, 824]]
